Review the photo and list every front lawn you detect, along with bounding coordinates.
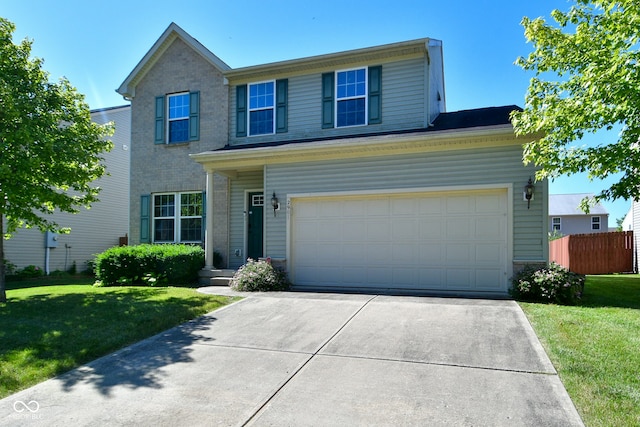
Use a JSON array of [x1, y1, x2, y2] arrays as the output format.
[[519, 274, 640, 427], [0, 282, 238, 399]]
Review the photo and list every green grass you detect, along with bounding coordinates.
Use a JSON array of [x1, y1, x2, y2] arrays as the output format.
[[0, 279, 238, 399], [519, 274, 640, 427]]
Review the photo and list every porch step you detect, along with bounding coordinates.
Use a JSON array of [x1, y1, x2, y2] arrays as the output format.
[[198, 268, 236, 287]]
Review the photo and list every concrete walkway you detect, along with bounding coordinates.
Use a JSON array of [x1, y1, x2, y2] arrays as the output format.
[[1, 290, 583, 426]]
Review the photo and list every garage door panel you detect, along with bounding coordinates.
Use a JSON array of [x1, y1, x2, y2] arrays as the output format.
[[446, 218, 471, 239], [393, 219, 418, 241], [291, 189, 508, 293], [475, 269, 504, 290]]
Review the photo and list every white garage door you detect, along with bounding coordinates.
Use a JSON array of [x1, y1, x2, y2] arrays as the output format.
[[290, 189, 509, 293]]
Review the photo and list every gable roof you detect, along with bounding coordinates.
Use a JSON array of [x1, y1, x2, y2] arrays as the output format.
[[116, 22, 230, 100], [549, 193, 609, 215]]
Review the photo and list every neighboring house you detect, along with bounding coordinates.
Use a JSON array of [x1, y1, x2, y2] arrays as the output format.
[[4, 105, 131, 273], [117, 23, 547, 296], [621, 206, 633, 231], [548, 193, 609, 235], [630, 202, 640, 273]]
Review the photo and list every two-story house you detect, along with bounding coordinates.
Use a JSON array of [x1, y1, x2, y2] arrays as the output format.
[[548, 193, 609, 236], [4, 105, 130, 273], [118, 23, 547, 296]]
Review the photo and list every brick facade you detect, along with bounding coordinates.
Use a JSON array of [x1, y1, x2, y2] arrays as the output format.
[[129, 37, 229, 263]]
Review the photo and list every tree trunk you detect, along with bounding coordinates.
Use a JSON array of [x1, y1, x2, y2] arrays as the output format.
[[0, 216, 6, 302]]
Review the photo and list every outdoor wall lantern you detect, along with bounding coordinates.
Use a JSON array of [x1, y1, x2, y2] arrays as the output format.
[[271, 192, 280, 217], [524, 177, 535, 209]]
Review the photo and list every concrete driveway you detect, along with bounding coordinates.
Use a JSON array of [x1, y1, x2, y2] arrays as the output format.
[[1, 290, 583, 426]]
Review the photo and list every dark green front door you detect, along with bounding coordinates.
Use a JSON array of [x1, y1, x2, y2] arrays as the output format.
[[247, 192, 264, 260]]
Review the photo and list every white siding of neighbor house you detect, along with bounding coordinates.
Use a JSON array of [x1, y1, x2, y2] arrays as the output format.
[[228, 57, 428, 146], [634, 201, 640, 272], [3, 105, 131, 273], [227, 144, 544, 270], [548, 214, 609, 235]]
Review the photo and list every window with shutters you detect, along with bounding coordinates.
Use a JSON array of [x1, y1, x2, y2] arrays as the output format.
[[322, 66, 381, 129], [152, 192, 203, 243], [236, 80, 288, 137], [155, 91, 199, 144]]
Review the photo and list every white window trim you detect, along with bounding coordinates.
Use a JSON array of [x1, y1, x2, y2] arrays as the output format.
[[166, 92, 190, 144], [591, 216, 601, 230], [552, 217, 561, 231], [152, 191, 203, 243], [248, 80, 276, 136], [335, 67, 368, 128]]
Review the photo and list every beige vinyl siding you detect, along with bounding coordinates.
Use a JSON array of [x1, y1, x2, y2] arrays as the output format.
[[228, 170, 263, 269], [4, 106, 131, 272], [229, 57, 427, 146], [261, 145, 543, 263]]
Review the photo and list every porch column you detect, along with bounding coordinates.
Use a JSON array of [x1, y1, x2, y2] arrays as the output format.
[[205, 169, 216, 269]]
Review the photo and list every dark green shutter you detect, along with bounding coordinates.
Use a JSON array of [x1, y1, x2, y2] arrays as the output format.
[[154, 96, 165, 144], [275, 79, 288, 133], [140, 194, 151, 243], [321, 72, 334, 129], [368, 66, 382, 124], [236, 85, 247, 137], [201, 190, 206, 244], [189, 91, 200, 141]]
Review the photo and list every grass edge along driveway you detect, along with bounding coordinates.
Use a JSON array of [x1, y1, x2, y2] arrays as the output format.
[[519, 274, 640, 427], [0, 284, 238, 399]]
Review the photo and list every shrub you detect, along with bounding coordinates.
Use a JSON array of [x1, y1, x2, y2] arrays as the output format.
[[94, 244, 204, 286], [229, 258, 290, 292], [19, 265, 43, 279], [510, 262, 585, 305]]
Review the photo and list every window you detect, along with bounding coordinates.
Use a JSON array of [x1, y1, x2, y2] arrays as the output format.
[[321, 66, 381, 129], [249, 81, 275, 135], [552, 217, 561, 231], [152, 192, 203, 243], [336, 68, 366, 127], [168, 93, 189, 143], [591, 216, 601, 230], [155, 91, 199, 144], [236, 80, 288, 137]]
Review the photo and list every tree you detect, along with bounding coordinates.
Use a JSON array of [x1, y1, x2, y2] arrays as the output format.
[[511, 0, 640, 211], [0, 18, 114, 302]]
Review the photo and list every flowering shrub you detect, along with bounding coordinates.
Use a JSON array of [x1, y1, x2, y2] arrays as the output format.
[[229, 258, 290, 292], [510, 262, 585, 305]]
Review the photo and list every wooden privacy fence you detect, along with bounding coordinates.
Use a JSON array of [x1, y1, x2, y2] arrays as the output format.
[[549, 231, 633, 275]]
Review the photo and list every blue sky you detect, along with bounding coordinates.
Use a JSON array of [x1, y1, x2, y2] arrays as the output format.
[[2, 0, 630, 223]]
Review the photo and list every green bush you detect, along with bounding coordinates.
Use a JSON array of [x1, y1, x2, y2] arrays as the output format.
[[510, 262, 585, 305], [229, 258, 290, 292], [94, 244, 204, 286], [19, 265, 44, 279]]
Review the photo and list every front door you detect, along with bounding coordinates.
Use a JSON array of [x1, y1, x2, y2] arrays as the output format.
[[247, 192, 264, 260]]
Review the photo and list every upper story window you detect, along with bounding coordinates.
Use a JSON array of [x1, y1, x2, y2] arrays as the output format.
[[552, 217, 561, 231], [591, 216, 601, 230], [249, 81, 275, 135], [322, 66, 381, 129], [236, 80, 288, 137], [168, 93, 190, 143], [154, 91, 199, 144], [336, 68, 366, 127]]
